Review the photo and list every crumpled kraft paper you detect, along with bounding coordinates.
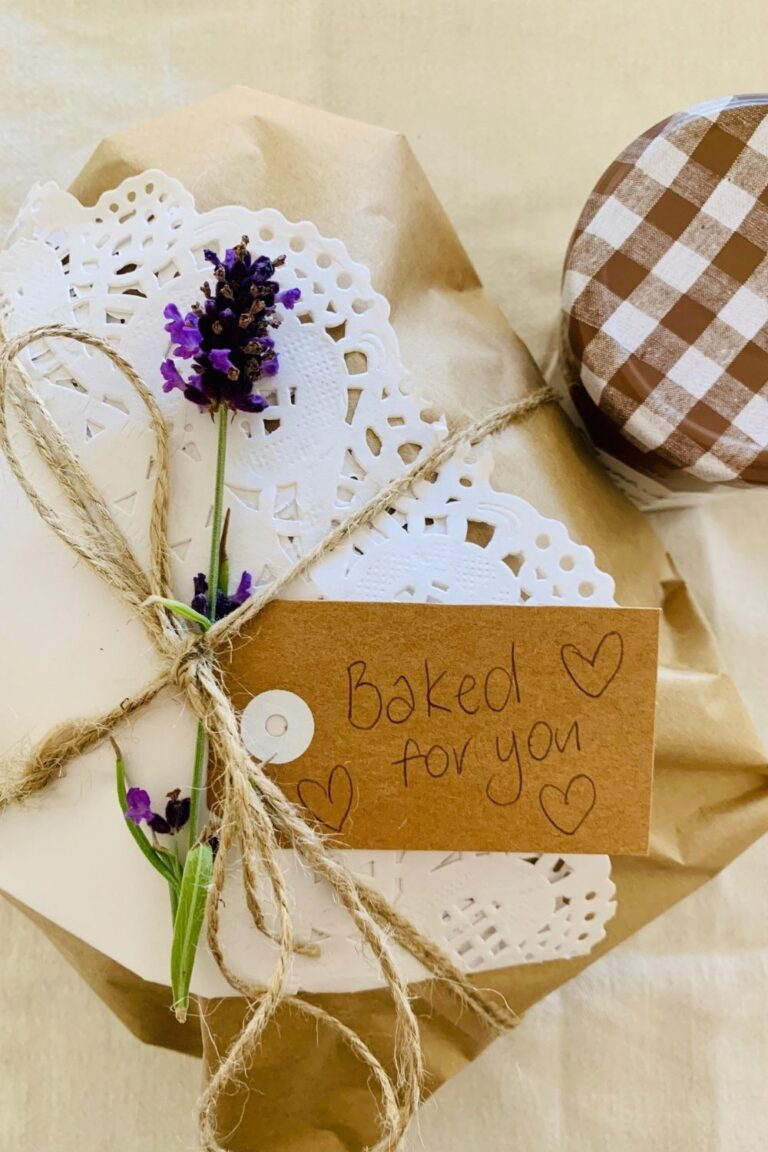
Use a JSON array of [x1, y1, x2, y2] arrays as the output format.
[[8, 87, 765, 1151]]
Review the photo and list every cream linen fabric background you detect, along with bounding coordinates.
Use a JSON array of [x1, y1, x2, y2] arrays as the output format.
[[1, 2, 767, 1149]]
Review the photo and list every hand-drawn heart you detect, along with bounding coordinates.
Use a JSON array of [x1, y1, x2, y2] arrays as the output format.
[[561, 630, 623, 698], [539, 774, 596, 835], [297, 765, 354, 833]]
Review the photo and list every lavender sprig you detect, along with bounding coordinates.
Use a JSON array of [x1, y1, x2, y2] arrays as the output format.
[[117, 237, 299, 1021]]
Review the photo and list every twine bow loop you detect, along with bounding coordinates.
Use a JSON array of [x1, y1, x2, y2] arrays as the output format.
[[0, 322, 554, 1152]]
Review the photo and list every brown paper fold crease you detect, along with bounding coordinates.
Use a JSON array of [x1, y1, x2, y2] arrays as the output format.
[[6, 87, 765, 1151]]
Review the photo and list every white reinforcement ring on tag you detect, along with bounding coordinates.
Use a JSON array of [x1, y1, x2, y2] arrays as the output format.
[[240, 689, 315, 764]]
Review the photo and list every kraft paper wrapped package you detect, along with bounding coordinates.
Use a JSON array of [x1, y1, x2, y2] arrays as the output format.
[[4, 88, 768, 1151]]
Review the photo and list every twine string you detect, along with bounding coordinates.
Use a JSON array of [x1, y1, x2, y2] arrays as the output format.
[[0, 323, 556, 1151]]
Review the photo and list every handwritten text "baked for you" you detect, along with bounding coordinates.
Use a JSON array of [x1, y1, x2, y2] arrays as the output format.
[[345, 647, 582, 805]]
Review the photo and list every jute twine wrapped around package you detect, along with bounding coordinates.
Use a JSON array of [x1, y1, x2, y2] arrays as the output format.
[[4, 90, 768, 1152]]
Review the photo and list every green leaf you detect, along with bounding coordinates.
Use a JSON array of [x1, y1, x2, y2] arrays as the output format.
[[218, 506, 231, 595], [114, 742, 179, 888], [171, 842, 214, 1023], [148, 598, 212, 631], [218, 558, 230, 596]]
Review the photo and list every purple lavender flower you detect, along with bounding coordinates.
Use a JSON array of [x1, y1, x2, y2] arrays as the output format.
[[125, 788, 154, 826], [191, 573, 209, 616], [230, 570, 252, 606], [208, 348, 235, 374], [192, 570, 253, 621], [160, 358, 186, 394], [160, 237, 300, 413], [232, 391, 269, 413], [276, 287, 301, 310], [164, 791, 191, 831], [124, 787, 190, 835], [163, 304, 202, 359]]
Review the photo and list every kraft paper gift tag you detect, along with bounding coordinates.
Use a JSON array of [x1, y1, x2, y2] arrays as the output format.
[[4, 88, 765, 1152], [224, 601, 659, 855]]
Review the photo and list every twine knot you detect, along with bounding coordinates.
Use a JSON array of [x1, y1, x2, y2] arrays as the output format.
[[171, 633, 215, 695], [0, 322, 556, 1152]]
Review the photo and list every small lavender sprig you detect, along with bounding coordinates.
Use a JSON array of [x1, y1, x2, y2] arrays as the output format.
[[117, 237, 299, 1021], [114, 741, 184, 916]]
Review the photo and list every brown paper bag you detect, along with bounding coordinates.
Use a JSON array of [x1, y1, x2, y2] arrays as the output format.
[[13, 87, 766, 1150]]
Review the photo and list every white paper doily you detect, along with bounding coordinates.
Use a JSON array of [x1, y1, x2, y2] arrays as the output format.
[[0, 172, 616, 994]]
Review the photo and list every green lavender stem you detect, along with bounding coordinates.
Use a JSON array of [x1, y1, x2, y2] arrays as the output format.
[[188, 406, 229, 844], [207, 406, 229, 615], [170, 408, 229, 1023]]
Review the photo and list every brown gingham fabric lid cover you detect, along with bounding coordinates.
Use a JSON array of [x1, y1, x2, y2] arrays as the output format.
[[563, 95, 768, 485]]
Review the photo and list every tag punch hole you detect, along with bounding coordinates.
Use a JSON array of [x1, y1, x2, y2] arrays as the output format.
[[265, 713, 289, 737], [240, 689, 315, 764]]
